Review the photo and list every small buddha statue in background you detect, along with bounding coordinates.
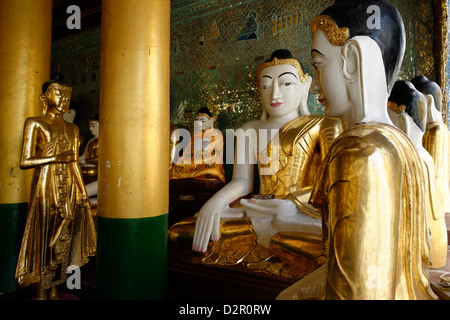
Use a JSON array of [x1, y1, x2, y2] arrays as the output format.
[[278, 0, 436, 300], [170, 107, 225, 183], [411, 75, 450, 214], [16, 80, 97, 300], [388, 80, 447, 269], [169, 49, 343, 278], [79, 114, 99, 207]]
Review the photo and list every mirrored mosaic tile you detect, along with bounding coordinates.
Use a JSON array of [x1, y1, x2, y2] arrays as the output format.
[[170, 0, 432, 130]]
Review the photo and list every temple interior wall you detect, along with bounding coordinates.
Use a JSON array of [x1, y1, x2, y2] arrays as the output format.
[[50, 0, 443, 143]]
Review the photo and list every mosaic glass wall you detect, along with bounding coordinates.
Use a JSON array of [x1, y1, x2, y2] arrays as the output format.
[[51, 26, 101, 138], [170, 0, 436, 133], [49, 0, 440, 137]]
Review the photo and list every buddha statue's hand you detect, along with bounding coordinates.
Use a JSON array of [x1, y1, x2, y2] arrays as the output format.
[[240, 198, 297, 218], [55, 150, 76, 163], [192, 199, 223, 253]]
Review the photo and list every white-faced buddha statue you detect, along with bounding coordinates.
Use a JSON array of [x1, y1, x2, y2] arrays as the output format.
[[278, 0, 436, 300]]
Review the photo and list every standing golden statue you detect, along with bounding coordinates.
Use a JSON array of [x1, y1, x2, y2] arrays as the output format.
[[15, 81, 97, 300]]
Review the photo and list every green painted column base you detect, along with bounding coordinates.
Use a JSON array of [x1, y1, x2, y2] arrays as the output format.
[[0, 203, 28, 294], [97, 214, 168, 299]]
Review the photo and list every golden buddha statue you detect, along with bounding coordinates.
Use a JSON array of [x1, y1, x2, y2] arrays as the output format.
[[15, 80, 97, 300], [411, 75, 450, 214], [387, 81, 447, 269], [278, 0, 436, 300], [170, 107, 225, 182], [79, 114, 99, 182], [169, 49, 343, 278]]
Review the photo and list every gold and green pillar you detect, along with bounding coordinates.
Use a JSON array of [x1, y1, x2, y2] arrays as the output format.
[[97, 0, 170, 299], [0, 0, 52, 293]]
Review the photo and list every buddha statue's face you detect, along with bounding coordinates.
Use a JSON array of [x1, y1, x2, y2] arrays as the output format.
[[44, 84, 72, 114], [194, 114, 213, 132], [89, 120, 100, 138], [258, 64, 305, 118], [310, 30, 351, 118]]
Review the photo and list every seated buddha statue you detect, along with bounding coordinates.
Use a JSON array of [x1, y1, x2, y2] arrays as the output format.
[[168, 108, 226, 224], [169, 49, 344, 278], [387, 80, 447, 269], [79, 115, 99, 206], [278, 0, 436, 300], [411, 75, 450, 214], [170, 107, 225, 183]]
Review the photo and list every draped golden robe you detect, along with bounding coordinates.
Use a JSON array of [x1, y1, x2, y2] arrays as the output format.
[[422, 121, 450, 213], [169, 116, 343, 277], [310, 122, 435, 300], [170, 129, 225, 183], [419, 149, 447, 268], [15, 118, 97, 290], [258, 116, 343, 199]]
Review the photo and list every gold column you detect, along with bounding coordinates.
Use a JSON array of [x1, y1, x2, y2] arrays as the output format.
[[97, 0, 170, 299], [0, 0, 53, 204], [0, 0, 53, 293], [98, 0, 170, 220]]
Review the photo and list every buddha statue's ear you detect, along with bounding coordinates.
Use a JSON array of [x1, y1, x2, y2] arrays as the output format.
[[425, 94, 434, 116], [39, 94, 49, 116], [424, 94, 433, 109], [417, 95, 427, 129], [342, 36, 388, 124], [397, 112, 410, 136], [300, 76, 312, 116], [341, 38, 364, 123]]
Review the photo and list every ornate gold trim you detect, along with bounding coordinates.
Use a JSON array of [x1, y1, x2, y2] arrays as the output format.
[[387, 101, 406, 114], [310, 15, 350, 46], [256, 57, 309, 83]]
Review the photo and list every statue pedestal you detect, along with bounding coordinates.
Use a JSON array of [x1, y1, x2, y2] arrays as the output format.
[[167, 254, 299, 300], [169, 178, 225, 226]]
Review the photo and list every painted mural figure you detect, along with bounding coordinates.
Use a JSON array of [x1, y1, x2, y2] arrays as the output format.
[[15, 81, 97, 300], [278, 0, 436, 300], [237, 12, 258, 41]]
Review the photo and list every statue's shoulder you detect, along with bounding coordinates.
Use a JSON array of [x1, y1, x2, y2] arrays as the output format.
[[331, 122, 409, 163], [64, 121, 79, 132], [426, 121, 449, 135], [239, 119, 263, 131], [24, 116, 50, 129]]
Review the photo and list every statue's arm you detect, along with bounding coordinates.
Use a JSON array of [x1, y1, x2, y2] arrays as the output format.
[[20, 119, 76, 169], [20, 119, 55, 169], [192, 124, 256, 252], [324, 136, 400, 300], [423, 123, 449, 178]]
